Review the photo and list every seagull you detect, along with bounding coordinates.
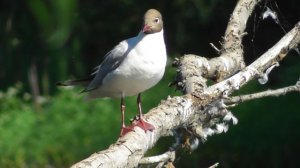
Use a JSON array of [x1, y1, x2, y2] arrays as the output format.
[[57, 9, 167, 136]]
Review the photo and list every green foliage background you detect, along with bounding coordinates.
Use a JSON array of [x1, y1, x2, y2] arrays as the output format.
[[0, 0, 300, 167]]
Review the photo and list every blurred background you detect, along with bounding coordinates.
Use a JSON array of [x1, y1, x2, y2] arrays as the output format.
[[0, 0, 300, 167]]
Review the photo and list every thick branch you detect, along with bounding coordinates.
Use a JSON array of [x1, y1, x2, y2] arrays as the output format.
[[172, 0, 260, 96], [207, 0, 259, 79], [71, 95, 196, 168]]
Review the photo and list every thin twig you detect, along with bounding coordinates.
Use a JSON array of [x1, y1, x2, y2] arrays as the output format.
[[208, 162, 219, 168], [225, 79, 300, 105], [210, 43, 221, 53], [138, 150, 175, 165]]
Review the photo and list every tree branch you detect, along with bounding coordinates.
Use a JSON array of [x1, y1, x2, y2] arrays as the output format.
[[172, 0, 260, 97], [208, 163, 219, 168], [225, 78, 300, 105], [138, 150, 175, 167]]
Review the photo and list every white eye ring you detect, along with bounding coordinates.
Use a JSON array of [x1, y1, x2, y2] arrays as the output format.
[[154, 18, 160, 23]]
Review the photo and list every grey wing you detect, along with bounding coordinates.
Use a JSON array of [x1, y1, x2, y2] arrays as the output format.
[[83, 41, 129, 92]]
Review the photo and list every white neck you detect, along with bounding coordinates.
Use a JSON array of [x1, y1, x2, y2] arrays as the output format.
[[137, 29, 164, 40]]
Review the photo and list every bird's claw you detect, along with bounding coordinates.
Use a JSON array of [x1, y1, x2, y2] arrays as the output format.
[[120, 118, 155, 136], [133, 118, 155, 133], [120, 125, 134, 137]]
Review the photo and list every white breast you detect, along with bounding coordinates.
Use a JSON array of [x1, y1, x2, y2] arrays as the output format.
[[88, 30, 167, 99]]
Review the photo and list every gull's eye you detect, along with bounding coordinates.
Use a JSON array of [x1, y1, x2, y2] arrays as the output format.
[[154, 18, 160, 23]]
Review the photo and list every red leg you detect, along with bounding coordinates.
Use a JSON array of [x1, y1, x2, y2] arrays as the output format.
[[133, 93, 155, 132], [120, 96, 134, 136]]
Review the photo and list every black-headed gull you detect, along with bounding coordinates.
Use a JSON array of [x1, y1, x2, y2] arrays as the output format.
[[57, 9, 167, 136]]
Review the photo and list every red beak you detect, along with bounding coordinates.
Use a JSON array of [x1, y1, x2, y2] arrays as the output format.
[[142, 24, 151, 33]]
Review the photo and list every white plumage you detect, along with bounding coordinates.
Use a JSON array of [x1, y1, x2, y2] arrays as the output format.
[[88, 29, 166, 99]]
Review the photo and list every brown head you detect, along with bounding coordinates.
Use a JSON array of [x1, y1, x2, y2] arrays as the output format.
[[142, 9, 163, 34]]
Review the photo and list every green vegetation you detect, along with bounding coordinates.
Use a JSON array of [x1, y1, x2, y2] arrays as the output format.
[[0, 69, 177, 167], [0, 84, 113, 167]]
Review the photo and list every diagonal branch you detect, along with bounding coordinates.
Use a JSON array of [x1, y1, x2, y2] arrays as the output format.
[[138, 150, 176, 167], [172, 0, 261, 97], [225, 79, 300, 105]]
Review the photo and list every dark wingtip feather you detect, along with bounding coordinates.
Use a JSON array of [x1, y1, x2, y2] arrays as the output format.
[[80, 88, 88, 93], [56, 82, 68, 86], [80, 86, 97, 93], [56, 80, 76, 86], [56, 78, 93, 87]]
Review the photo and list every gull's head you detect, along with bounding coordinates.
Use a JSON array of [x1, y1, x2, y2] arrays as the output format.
[[142, 9, 163, 34]]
